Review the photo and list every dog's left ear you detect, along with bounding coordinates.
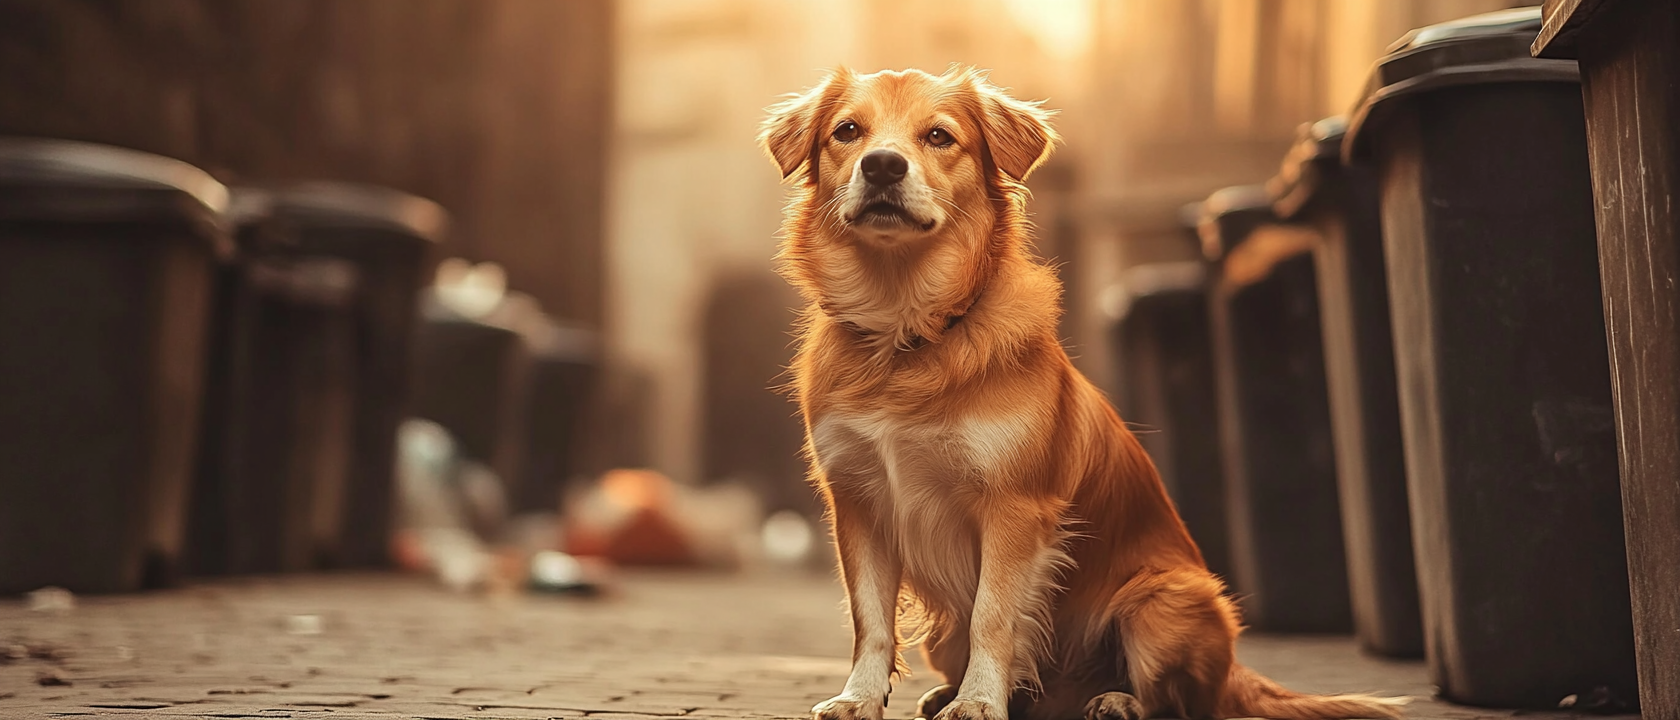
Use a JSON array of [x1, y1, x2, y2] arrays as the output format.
[[760, 70, 848, 180], [974, 81, 1059, 182]]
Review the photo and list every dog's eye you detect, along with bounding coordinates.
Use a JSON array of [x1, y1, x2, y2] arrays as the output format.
[[832, 121, 861, 143], [925, 128, 955, 147]]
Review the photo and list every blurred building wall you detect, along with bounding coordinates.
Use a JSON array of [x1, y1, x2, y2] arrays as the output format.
[[0, 0, 612, 328]]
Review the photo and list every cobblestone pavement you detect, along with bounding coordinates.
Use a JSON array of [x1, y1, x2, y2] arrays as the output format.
[[0, 572, 1635, 720]]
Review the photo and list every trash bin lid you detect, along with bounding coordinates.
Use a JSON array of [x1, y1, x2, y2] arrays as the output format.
[[0, 137, 233, 255], [418, 289, 524, 343], [1344, 6, 1580, 163], [269, 182, 448, 243], [221, 187, 301, 257], [1268, 117, 1347, 221], [247, 256, 361, 307], [1102, 261, 1206, 323], [1197, 185, 1277, 263], [527, 321, 599, 364], [1531, 0, 1619, 59], [459, 290, 600, 362], [227, 186, 277, 227], [486, 292, 597, 361]]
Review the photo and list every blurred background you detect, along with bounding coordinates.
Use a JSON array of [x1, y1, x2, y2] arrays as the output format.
[[0, 0, 1572, 601], [0, 0, 1521, 507]]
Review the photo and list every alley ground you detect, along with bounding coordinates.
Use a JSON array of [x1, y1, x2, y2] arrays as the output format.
[[0, 572, 1634, 720]]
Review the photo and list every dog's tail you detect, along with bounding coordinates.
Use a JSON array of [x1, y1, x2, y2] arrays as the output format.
[[1216, 664, 1409, 720]]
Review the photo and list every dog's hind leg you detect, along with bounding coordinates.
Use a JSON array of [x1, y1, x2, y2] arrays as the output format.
[[1084, 691, 1148, 720], [915, 621, 968, 719], [916, 684, 959, 720], [1102, 567, 1239, 720]]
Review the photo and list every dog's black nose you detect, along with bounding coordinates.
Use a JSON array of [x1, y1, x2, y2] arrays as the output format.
[[860, 150, 908, 186]]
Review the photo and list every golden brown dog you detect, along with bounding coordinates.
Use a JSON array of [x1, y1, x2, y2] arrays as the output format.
[[760, 67, 1406, 720]]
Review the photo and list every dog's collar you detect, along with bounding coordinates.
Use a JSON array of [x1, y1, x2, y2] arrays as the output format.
[[824, 290, 981, 351]]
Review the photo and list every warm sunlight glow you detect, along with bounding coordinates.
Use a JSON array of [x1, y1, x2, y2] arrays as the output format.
[[1003, 0, 1094, 60]]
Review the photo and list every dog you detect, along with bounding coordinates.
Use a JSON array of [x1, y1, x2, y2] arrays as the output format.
[[759, 66, 1408, 720]]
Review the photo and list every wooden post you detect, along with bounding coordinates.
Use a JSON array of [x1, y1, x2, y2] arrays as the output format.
[[1536, 2, 1680, 716]]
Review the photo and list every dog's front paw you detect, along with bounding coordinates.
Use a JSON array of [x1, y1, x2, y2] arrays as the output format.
[[813, 694, 884, 720], [1084, 692, 1146, 720], [933, 698, 1007, 720]]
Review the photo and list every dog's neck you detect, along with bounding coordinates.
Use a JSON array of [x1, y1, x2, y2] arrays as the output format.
[[820, 284, 983, 351], [794, 226, 1003, 353]]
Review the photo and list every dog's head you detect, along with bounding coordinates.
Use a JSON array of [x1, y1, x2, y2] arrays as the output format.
[[760, 67, 1057, 246]]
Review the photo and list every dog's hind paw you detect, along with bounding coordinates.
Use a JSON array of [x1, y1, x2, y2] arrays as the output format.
[[1084, 692, 1146, 720], [933, 698, 1007, 720], [813, 695, 883, 720], [915, 684, 958, 719]]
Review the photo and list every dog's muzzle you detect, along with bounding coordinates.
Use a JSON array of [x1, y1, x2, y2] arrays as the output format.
[[847, 193, 932, 231], [846, 152, 935, 232]]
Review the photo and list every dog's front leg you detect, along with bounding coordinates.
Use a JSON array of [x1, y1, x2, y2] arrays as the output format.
[[937, 499, 1062, 720], [814, 489, 902, 720]]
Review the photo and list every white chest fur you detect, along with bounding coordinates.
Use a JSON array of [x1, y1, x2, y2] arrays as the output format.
[[808, 408, 1044, 606], [810, 410, 1038, 491]]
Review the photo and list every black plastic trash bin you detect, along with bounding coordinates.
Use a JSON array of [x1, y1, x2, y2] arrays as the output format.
[[266, 183, 445, 568], [1346, 7, 1637, 708], [413, 290, 532, 515], [0, 138, 232, 594], [516, 320, 598, 516], [1269, 117, 1422, 658], [1200, 185, 1351, 633], [1109, 253, 1231, 581], [188, 189, 360, 575], [700, 271, 813, 518]]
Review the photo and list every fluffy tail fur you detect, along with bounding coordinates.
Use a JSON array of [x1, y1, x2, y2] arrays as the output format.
[[1217, 665, 1409, 720]]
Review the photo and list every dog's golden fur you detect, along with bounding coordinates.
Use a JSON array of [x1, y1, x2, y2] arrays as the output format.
[[761, 67, 1406, 720]]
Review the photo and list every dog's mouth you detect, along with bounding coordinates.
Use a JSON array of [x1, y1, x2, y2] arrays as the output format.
[[848, 201, 935, 232]]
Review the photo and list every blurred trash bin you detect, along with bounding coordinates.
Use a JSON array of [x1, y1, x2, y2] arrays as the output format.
[[265, 183, 445, 568], [1269, 117, 1421, 658], [1200, 185, 1351, 633], [1536, 2, 1680, 715], [413, 278, 532, 524], [515, 319, 598, 517], [187, 188, 360, 575], [1346, 6, 1636, 708], [700, 270, 815, 521], [1106, 238, 1231, 581], [0, 138, 231, 594]]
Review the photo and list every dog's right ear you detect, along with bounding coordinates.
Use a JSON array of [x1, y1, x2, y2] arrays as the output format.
[[760, 70, 848, 181]]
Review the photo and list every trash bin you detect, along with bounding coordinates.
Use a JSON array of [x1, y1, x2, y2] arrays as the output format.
[[1200, 185, 1351, 633], [700, 271, 813, 518], [1346, 7, 1637, 708], [266, 183, 445, 568], [1107, 235, 1231, 581], [1269, 117, 1422, 658], [517, 320, 599, 517], [413, 289, 533, 521], [188, 189, 360, 575], [1536, 2, 1680, 715], [0, 138, 232, 594]]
